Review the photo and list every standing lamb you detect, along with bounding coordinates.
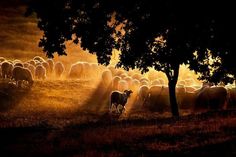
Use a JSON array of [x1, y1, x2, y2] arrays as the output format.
[[110, 90, 133, 114], [12, 66, 33, 87]]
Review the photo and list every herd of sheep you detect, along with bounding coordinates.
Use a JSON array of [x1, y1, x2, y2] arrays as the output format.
[[0, 56, 236, 113]]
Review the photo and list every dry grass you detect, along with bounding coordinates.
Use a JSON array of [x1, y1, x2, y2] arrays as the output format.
[[1, 80, 236, 156]]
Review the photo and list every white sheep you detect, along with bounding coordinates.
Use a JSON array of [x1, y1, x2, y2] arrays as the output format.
[[35, 65, 46, 80], [68, 62, 84, 79], [1, 61, 13, 79], [12, 66, 33, 87], [54, 61, 65, 78]]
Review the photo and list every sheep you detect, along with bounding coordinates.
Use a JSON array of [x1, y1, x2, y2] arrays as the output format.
[[145, 85, 170, 112], [14, 62, 24, 68], [124, 76, 133, 87], [35, 65, 46, 80], [158, 78, 165, 85], [184, 78, 195, 86], [140, 77, 149, 83], [102, 70, 113, 87], [226, 88, 236, 109], [140, 80, 149, 86], [13, 59, 22, 64], [42, 62, 50, 76], [90, 63, 99, 78], [131, 79, 140, 92], [120, 73, 128, 79], [27, 60, 36, 67], [0, 63, 2, 78], [112, 76, 121, 90], [0, 57, 6, 63], [1, 61, 13, 79], [107, 66, 116, 76], [33, 56, 45, 63], [68, 62, 84, 79], [151, 79, 160, 86], [54, 61, 65, 78], [23, 63, 30, 68], [138, 85, 149, 103], [132, 73, 142, 80], [110, 90, 133, 114], [12, 66, 33, 87], [47, 59, 54, 73], [27, 64, 36, 78], [118, 80, 129, 92], [194, 86, 228, 111], [82, 62, 92, 78], [185, 86, 197, 93]]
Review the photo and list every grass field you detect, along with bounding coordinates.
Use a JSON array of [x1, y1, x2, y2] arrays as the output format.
[[1, 80, 236, 157]]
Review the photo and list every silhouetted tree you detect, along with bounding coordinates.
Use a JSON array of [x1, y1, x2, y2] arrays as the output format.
[[189, 1, 236, 86], [26, 0, 234, 117]]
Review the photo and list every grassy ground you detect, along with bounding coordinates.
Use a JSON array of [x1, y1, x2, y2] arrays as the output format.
[[1, 80, 236, 156]]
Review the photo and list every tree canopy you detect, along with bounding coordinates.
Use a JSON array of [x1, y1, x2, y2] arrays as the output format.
[[26, 0, 236, 117]]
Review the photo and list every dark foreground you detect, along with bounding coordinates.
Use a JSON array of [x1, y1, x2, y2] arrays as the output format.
[[1, 110, 236, 157]]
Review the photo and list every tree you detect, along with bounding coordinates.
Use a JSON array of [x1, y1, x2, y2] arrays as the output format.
[[26, 0, 234, 117], [188, 1, 236, 86]]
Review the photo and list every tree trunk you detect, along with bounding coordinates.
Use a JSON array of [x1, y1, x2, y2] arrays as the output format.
[[166, 64, 180, 117], [168, 80, 179, 117]]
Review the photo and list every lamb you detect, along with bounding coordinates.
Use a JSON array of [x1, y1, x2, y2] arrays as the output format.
[[35, 65, 46, 80], [12, 66, 33, 87], [54, 61, 65, 78], [110, 90, 133, 114], [1, 61, 13, 79]]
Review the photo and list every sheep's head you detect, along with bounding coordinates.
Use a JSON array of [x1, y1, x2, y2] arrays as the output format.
[[124, 90, 133, 97]]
